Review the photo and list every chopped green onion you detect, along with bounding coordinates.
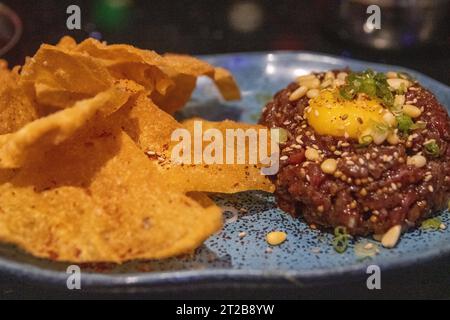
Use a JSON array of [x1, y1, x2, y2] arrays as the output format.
[[332, 226, 351, 253], [332, 236, 349, 254], [421, 217, 442, 230], [411, 121, 427, 130], [424, 140, 440, 157], [358, 135, 373, 147], [339, 86, 356, 100], [339, 69, 393, 108], [396, 114, 414, 134], [373, 121, 389, 134], [334, 226, 348, 237]]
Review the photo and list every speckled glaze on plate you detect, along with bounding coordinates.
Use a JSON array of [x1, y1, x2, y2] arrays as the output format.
[[0, 52, 449, 289]]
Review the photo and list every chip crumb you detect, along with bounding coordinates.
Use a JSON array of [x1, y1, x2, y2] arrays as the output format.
[[239, 231, 247, 239], [266, 231, 287, 246], [439, 223, 447, 230], [311, 247, 321, 254], [265, 247, 273, 254]]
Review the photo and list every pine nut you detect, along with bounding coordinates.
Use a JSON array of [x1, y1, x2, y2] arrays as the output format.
[[386, 71, 398, 79], [402, 104, 422, 118], [387, 132, 400, 145], [306, 88, 320, 98], [394, 94, 405, 107], [321, 158, 338, 174], [382, 112, 397, 127], [407, 154, 427, 168], [337, 72, 348, 81], [325, 71, 335, 80], [381, 225, 402, 248], [321, 79, 333, 88], [305, 147, 320, 161], [295, 74, 316, 83], [289, 86, 308, 101], [266, 231, 287, 246], [299, 77, 320, 89], [373, 130, 388, 145], [387, 78, 411, 91]]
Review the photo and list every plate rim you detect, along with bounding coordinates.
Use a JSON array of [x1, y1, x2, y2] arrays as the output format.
[[1, 50, 449, 287]]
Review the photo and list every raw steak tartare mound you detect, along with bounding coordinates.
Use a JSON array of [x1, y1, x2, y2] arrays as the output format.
[[260, 69, 450, 238]]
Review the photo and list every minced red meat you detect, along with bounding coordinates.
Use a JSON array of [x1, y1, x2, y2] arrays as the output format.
[[259, 71, 450, 236]]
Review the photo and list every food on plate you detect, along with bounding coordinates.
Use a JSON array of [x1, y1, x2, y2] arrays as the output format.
[[107, 95, 274, 193], [260, 69, 450, 241], [20, 37, 240, 114], [0, 128, 222, 262], [0, 61, 37, 134], [0, 36, 268, 263], [157, 118, 275, 193], [0, 84, 132, 168]]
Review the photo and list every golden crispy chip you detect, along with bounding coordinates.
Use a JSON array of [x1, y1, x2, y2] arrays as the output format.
[[20, 37, 240, 115], [212, 67, 241, 101], [74, 38, 173, 95], [0, 128, 222, 263], [108, 94, 181, 154], [106, 93, 273, 193], [151, 54, 241, 114], [155, 118, 274, 193], [0, 63, 38, 134], [0, 85, 131, 168], [20, 44, 115, 109], [56, 35, 77, 50]]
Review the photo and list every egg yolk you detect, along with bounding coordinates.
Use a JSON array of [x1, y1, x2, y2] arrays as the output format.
[[305, 89, 385, 139]]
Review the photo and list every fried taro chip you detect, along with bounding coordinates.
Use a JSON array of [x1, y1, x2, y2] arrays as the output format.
[[155, 118, 275, 193], [0, 85, 131, 168], [107, 94, 181, 155], [20, 37, 240, 115], [56, 35, 77, 50], [0, 62, 38, 134], [0, 129, 222, 263], [151, 54, 241, 114], [20, 44, 115, 110], [107, 94, 273, 193], [74, 41, 240, 114], [73, 38, 173, 96], [104, 91, 272, 193]]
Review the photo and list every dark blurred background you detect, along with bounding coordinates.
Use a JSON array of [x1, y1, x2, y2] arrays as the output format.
[[0, 0, 449, 84]]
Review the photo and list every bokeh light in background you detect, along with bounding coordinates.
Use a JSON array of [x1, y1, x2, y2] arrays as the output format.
[[228, 1, 263, 33], [0, 0, 449, 85], [92, 0, 132, 33]]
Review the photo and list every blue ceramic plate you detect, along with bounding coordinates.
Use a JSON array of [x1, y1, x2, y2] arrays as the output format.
[[0, 52, 449, 289]]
